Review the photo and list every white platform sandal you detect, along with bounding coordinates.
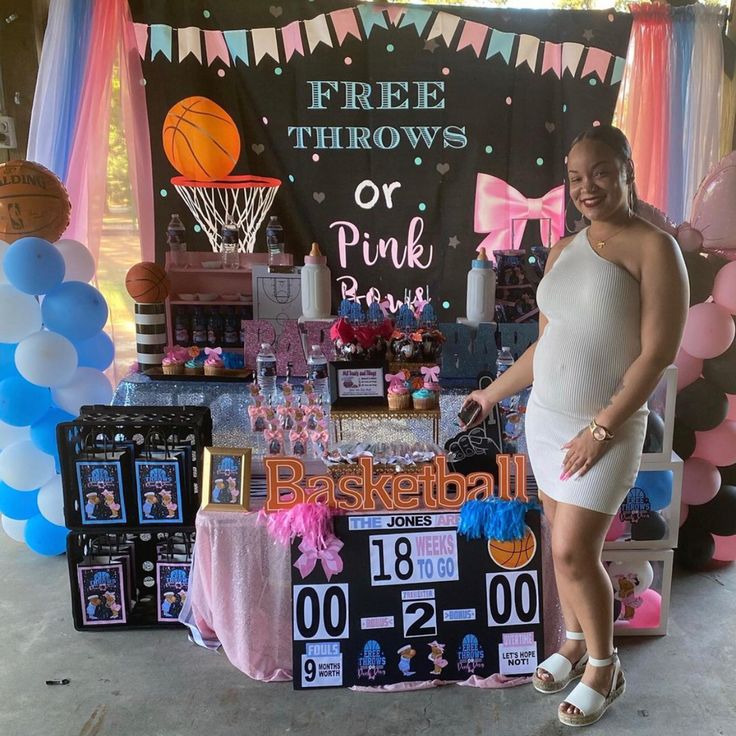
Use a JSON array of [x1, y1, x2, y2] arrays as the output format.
[[558, 649, 625, 727], [531, 630, 588, 694]]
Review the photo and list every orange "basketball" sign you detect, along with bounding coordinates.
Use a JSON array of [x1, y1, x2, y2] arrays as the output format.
[[265, 454, 528, 512]]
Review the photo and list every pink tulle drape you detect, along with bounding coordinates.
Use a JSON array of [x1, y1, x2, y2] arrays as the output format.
[[615, 2, 671, 213], [58, 0, 154, 264]]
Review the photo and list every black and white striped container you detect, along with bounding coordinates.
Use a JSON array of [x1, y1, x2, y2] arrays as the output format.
[[134, 303, 167, 369]]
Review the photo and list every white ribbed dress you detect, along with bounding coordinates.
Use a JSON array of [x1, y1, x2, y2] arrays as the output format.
[[524, 228, 648, 515]]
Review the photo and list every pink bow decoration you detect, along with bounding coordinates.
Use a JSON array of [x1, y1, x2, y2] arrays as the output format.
[[474, 173, 565, 257], [294, 534, 344, 581], [420, 366, 440, 383], [204, 346, 223, 357], [385, 372, 406, 390]]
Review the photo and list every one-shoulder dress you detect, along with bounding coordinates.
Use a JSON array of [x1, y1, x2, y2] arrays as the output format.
[[524, 228, 648, 515]]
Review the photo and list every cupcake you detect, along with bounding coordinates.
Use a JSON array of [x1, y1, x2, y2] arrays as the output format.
[[412, 387, 437, 410], [420, 366, 441, 401], [204, 347, 225, 376], [184, 347, 204, 375], [162, 346, 186, 375], [386, 372, 410, 411]]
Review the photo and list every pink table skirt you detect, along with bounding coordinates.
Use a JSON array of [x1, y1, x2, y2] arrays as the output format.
[[184, 506, 564, 685]]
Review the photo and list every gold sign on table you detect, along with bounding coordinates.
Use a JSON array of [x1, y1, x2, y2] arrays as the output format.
[[201, 447, 252, 511]]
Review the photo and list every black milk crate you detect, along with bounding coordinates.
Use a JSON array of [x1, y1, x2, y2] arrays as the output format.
[[58, 405, 212, 533], [67, 530, 195, 631]]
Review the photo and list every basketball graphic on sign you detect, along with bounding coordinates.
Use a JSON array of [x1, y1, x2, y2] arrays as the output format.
[[162, 96, 241, 181], [488, 525, 537, 570]]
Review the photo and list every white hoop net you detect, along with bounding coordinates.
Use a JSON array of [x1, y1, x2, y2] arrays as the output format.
[[172, 176, 280, 253]]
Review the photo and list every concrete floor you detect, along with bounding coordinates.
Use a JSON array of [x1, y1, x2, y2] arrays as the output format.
[[1, 532, 734, 736]]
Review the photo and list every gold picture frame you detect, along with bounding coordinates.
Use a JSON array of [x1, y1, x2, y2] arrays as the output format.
[[200, 447, 252, 512]]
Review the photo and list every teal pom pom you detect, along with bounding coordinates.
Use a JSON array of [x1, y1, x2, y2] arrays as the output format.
[[458, 497, 541, 541]]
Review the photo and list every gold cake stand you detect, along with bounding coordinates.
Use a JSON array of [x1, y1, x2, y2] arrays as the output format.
[[329, 405, 441, 443]]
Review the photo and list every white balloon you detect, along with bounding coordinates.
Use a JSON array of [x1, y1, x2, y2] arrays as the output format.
[[55, 239, 96, 283], [0, 421, 30, 450], [0, 284, 43, 343], [37, 474, 66, 526], [0, 240, 10, 284], [608, 560, 655, 597], [0, 439, 56, 490], [1, 514, 27, 543], [14, 330, 78, 387], [51, 367, 112, 415]]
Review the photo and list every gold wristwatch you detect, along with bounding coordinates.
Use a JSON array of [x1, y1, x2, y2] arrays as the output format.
[[589, 419, 614, 442]]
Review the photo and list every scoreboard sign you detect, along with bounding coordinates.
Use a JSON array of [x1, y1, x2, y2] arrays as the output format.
[[291, 511, 544, 689]]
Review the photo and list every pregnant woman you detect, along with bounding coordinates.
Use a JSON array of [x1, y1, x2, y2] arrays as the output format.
[[464, 125, 688, 726]]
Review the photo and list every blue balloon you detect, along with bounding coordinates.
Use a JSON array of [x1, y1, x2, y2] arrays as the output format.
[[74, 331, 115, 371], [3, 237, 65, 295], [24, 513, 68, 556], [30, 407, 75, 458], [0, 375, 51, 426], [0, 342, 19, 379], [0, 482, 39, 520], [633, 469, 674, 511], [41, 281, 109, 341]]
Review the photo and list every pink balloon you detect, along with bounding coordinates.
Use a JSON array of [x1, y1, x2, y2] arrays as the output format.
[[605, 515, 627, 542], [691, 151, 736, 252], [681, 303, 735, 359], [712, 262, 736, 315], [727, 394, 736, 421], [693, 420, 736, 467], [674, 347, 703, 391], [712, 533, 736, 562], [676, 223, 704, 253], [679, 501, 689, 527], [627, 588, 662, 629], [637, 201, 678, 237], [682, 457, 721, 505]]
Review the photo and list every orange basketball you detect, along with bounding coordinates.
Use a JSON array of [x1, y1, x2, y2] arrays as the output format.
[[162, 97, 241, 181], [125, 262, 170, 303], [0, 160, 71, 243], [488, 525, 537, 570]]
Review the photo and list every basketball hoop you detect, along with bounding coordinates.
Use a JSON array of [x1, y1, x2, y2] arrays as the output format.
[[171, 175, 281, 253]]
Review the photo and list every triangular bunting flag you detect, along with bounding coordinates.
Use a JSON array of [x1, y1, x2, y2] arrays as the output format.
[[282, 20, 304, 62], [515, 34, 539, 70], [427, 12, 461, 47], [223, 30, 248, 65], [357, 4, 389, 37], [304, 14, 333, 53], [611, 56, 626, 85], [562, 42, 585, 77], [330, 8, 361, 45], [252, 27, 280, 64], [204, 30, 230, 67], [178, 27, 202, 64], [150, 24, 172, 62], [133, 23, 148, 59], [541, 41, 562, 77], [486, 29, 515, 64], [581, 48, 612, 81], [457, 20, 488, 58], [398, 7, 432, 36]]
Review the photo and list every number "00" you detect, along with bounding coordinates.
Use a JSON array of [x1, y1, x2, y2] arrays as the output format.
[[487, 572, 539, 626], [294, 585, 349, 640]]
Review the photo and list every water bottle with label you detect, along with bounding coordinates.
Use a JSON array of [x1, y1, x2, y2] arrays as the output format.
[[221, 220, 239, 269], [167, 214, 187, 267], [256, 342, 277, 397], [307, 344, 329, 401], [265, 215, 285, 266]]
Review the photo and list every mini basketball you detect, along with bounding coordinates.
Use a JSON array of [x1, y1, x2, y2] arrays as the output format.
[[125, 262, 170, 303], [162, 96, 241, 181], [488, 525, 537, 570], [0, 160, 71, 243]]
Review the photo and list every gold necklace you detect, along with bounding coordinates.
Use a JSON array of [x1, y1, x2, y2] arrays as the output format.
[[590, 218, 633, 249]]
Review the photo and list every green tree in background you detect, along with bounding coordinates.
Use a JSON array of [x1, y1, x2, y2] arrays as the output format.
[[106, 65, 132, 212]]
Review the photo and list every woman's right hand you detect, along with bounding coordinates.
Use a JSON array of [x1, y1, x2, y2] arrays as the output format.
[[461, 390, 497, 429]]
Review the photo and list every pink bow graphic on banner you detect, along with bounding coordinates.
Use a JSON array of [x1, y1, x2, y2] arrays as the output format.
[[294, 534, 344, 581], [474, 173, 565, 257], [420, 365, 440, 383]]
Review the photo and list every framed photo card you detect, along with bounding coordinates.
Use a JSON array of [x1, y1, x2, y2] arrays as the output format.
[[134, 460, 184, 524], [78, 563, 127, 626], [156, 562, 191, 623], [201, 447, 252, 511], [76, 460, 127, 525]]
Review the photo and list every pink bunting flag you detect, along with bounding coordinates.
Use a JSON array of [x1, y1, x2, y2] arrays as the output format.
[[457, 20, 488, 57], [385, 6, 406, 26], [330, 8, 361, 46], [133, 22, 148, 59], [581, 47, 612, 82], [541, 41, 562, 77], [282, 20, 304, 62], [203, 30, 230, 67]]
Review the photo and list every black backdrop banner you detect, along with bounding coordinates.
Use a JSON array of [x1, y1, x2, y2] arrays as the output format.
[[130, 1, 631, 320]]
